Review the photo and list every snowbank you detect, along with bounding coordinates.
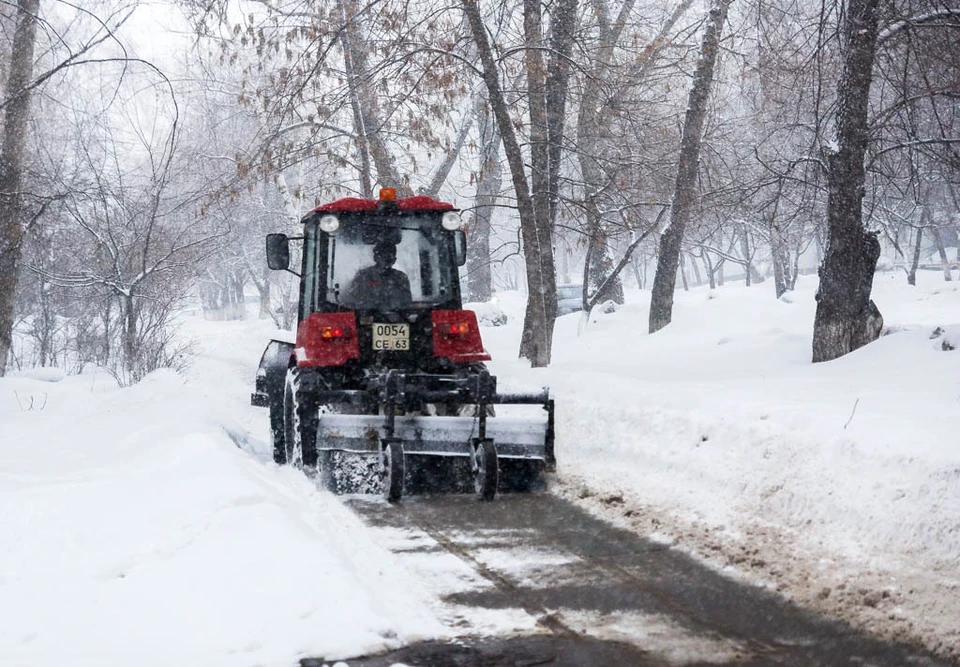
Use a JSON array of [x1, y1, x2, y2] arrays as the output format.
[[484, 273, 960, 570], [0, 357, 446, 667]]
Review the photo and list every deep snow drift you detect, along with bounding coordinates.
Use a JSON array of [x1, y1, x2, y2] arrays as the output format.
[[1, 269, 958, 665]]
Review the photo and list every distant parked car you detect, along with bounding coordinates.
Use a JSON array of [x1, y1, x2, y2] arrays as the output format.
[[556, 284, 584, 316]]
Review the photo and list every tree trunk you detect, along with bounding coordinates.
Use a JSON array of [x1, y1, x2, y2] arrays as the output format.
[[519, 0, 559, 364], [463, 0, 556, 366], [339, 0, 406, 195], [576, 0, 692, 308], [931, 225, 952, 282], [631, 257, 643, 289], [771, 224, 788, 297], [584, 201, 624, 304], [123, 294, 138, 381], [467, 102, 501, 302], [740, 226, 752, 286], [545, 0, 577, 227], [648, 0, 732, 333], [907, 225, 922, 286], [0, 0, 40, 376], [703, 250, 716, 289], [688, 253, 703, 286], [812, 0, 883, 363]]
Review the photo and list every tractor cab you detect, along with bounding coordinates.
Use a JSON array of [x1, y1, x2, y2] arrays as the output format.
[[266, 189, 488, 376]]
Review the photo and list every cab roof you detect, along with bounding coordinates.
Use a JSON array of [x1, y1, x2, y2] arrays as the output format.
[[311, 195, 455, 214]]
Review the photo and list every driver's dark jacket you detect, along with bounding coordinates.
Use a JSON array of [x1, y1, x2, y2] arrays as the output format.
[[341, 266, 412, 310]]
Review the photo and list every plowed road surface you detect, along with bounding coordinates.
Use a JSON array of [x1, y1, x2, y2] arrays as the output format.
[[306, 493, 954, 667]]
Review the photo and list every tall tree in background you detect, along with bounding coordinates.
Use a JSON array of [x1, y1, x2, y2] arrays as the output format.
[[0, 0, 39, 375], [811, 0, 883, 362], [466, 99, 501, 302], [648, 0, 733, 334], [463, 0, 557, 366]]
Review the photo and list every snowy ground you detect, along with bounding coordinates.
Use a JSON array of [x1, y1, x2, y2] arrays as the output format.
[[1, 269, 958, 665], [481, 270, 960, 660]]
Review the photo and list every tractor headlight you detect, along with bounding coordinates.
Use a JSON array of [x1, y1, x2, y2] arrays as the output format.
[[441, 211, 462, 230], [319, 214, 340, 233]]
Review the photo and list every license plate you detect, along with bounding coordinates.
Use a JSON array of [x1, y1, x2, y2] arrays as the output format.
[[372, 323, 409, 350]]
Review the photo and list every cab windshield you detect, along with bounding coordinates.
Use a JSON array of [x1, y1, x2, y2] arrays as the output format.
[[301, 213, 459, 315]]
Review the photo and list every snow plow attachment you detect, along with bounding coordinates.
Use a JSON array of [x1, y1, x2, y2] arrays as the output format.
[[316, 414, 550, 459], [308, 370, 554, 502]]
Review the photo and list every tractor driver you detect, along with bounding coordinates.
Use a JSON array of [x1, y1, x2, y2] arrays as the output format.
[[341, 240, 413, 310]]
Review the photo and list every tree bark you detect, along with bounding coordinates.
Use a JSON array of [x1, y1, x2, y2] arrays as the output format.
[[0, 0, 40, 376], [577, 0, 691, 307], [123, 294, 138, 381], [703, 250, 716, 289], [812, 0, 883, 363], [339, 0, 407, 195], [463, 0, 556, 366], [648, 0, 732, 333], [770, 219, 789, 298], [907, 225, 922, 286], [467, 102, 501, 302], [520, 0, 559, 363], [739, 224, 753, 286], [545, 0, 578, 227], [688, 252, 702, 286], [931, 225, 952, 282], [576, 0, 634, 307]]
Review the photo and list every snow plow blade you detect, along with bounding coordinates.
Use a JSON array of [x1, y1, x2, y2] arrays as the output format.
[[307, 370, 555, 471], [317, 414, 550, 460]]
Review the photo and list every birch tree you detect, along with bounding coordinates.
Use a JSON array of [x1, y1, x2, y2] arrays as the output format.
[[0, 0, 39, 375]]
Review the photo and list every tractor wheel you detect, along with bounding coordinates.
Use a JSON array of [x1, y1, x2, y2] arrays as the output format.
[[474, 440, 499, 501], [382, 440, 404, 502], [270, 393, 287, 465], [283, 368, 318, 472]]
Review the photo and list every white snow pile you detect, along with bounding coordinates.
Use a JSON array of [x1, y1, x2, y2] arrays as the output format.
[[0, 344, 446, 666], [1, 269, 958, 665], [464, 298, 509, 327], [483, 272, 960, 604], [503, 273, 960, 569]]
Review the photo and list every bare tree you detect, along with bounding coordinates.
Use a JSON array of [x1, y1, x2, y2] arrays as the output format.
[[812, 0, 884, 363], [466, 98, 501, 302], [0, 0, 39, 375], [463, 0, 557, 366], [649, 0, 733, 334]]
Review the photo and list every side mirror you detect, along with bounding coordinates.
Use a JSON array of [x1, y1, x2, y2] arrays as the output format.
[[454, 230, 467, 267], [265, 233, 290, 271]]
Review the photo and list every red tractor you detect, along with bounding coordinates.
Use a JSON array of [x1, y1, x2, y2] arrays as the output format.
[[251, 188, 554, 501]]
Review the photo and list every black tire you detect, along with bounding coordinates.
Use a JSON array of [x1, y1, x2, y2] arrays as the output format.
[[270, 395, 287, 465], [382, 440, 404, 502], [283, 368, 318, 472], [474, 440, 499, 501]]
